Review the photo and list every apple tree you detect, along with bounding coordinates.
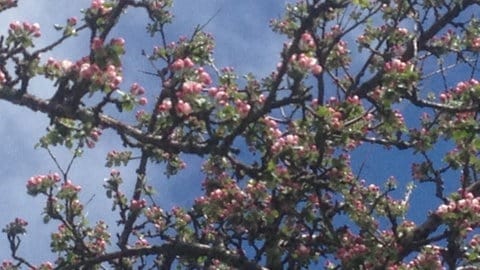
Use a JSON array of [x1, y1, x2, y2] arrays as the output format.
[[1, 0, 480, 269]]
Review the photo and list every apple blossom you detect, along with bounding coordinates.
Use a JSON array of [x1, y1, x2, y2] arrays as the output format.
[[157, 98, 172, 112], [175, 99, 192, 115], [138, 97, 148, 106], [170, 58, 184, 71]]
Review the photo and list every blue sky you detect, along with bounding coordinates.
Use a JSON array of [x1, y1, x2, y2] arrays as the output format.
[[0, 0, 477, 266]]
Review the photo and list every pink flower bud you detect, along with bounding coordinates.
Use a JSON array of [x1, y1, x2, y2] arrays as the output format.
[[110, 37, 125, 47], [157, 99, 172, 112], [67, 17, 77, 26], [183, 57, 194, 68], [138, 97, 148, 106], [311, 64, 323, 75], [170, 59, 184, 71], [176, 100, 192, 115], [91, 37, 104, 50]]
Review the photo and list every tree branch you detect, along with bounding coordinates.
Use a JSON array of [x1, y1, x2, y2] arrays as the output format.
[[398, 180, 480, 260], [66, 241, 266, 270]]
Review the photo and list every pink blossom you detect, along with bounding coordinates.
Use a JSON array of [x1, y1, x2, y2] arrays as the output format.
[[91, 0, 104, 9], [198, 70, 212, 85], [130, 82, 145, 96], [91, 37, 104, 50], [347, 95, 360, 105], [135, 238, 150, 247], [183, 57, 195, 68], [60, 60, 73, 72], [210, 188, 226, 200], [214, 90, 229, 105], [110, 76, 122, 89], [9, 21, 41, 37], [176, 100, 192, 115], [396, 27, 408, 35], [439, 93, 450, 103], [110, 169, 120, 177], [235, 99, 251, 117], [138, 97, 148, 106], [61, 180, 81, 193], [311, 64, 323, 75], [299, 32, 315, 51], [130, 199, 147, 211], [263, 117, 277, 128], [32, 23, 41, 36], [384, 58, 408, 73], [158, 99, 172, 112], [67, 17, 77, 26], [79, 63, 93, 79], [289, 53, 322, 75], [24, 22, 41, 37], [90, 128, 102, 141], [170, 59, 184, 71], [110, 37, 125, 47], [181, 81, 203, 94], [208, 87, 218, 96], [9, 21, 20, 32], [471, 36, 480, 50]]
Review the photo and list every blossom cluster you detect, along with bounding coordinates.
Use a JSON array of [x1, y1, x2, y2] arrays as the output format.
[[262, 116, 302, 154], [105, 150, 132, 167], [6, 20, 41, 48], [207, 84, 254, 118], [403, 245, 443, 269], [88, 0, 111, 16], [326, 40, 350, 68], [43, 58, 74, 78], [9, 21, 40, 38], [0, 261, 17, 270], [26, 173, 61, 196], [439, 79, 480, 104], [436, 192, 480, 223], [85, 221, 110, 254], [194, 174, 272, 242], [85, 127, 103, 148], [157, 55, 213, 117], [144, 206, 167, 232], [57, 180, 82, 200], [2, 218, 27, 236], [336, 230, 368, 264], [130, 198, 147, 212], [384, 59, 412, 73], [298, 32, 315, 51], [43, 47, 124, 93], [428, 29, 461, 53], [287, 53, 323, 76]]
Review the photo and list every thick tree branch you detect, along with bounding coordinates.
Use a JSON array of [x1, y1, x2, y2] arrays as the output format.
[[0, 90, 210, 154], [66, 241, 266, 270]]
